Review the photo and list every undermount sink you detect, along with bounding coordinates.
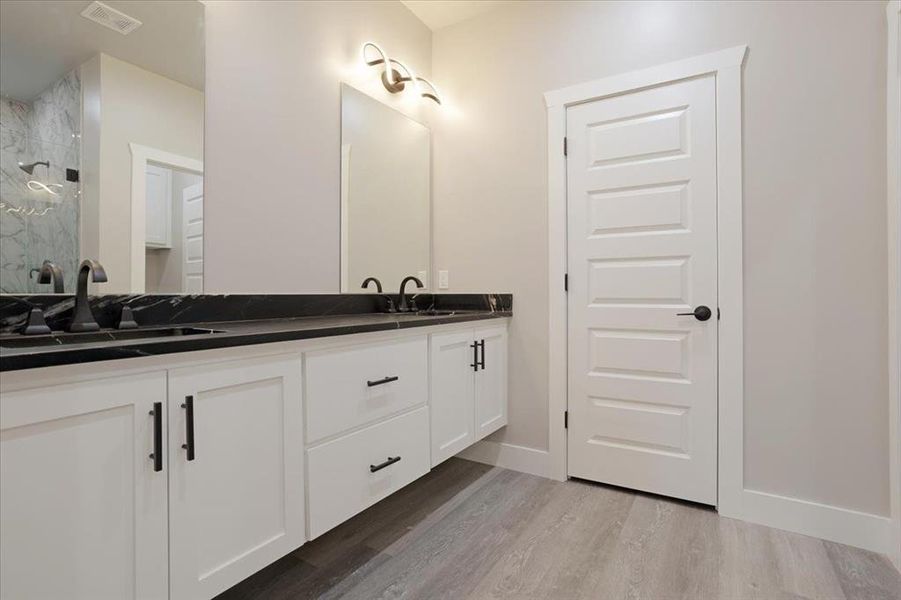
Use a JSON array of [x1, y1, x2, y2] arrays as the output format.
[[0, 327, 224, 349]]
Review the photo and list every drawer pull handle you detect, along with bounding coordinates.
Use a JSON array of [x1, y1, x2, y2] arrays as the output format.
[[370, 456, 402, 473], [181, 395, 195, 461], [367, 376, 399, 387], [471, 341, 479, 371], [478, 339, 486, 370], [149, 402, 163, 472]]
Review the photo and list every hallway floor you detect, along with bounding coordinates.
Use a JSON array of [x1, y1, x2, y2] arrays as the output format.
[[217, 458, 900, 600]]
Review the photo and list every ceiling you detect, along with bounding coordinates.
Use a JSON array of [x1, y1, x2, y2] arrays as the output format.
[[0, 0, 204, 102], [400, 1, 510, 31]]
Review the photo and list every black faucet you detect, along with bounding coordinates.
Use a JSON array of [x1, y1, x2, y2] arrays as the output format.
[[37, 260, 65, 293], [362, 277, 396, 313], [397, 276, 424, 313], [69, 259, 108, 332], [4, 297, 51, 335]]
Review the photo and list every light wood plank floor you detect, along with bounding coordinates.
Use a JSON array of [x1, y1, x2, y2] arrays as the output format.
[[217, 458, 900, 600]]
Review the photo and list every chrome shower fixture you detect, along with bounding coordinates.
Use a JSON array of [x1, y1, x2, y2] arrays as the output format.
[[18, 161, 49, 175]]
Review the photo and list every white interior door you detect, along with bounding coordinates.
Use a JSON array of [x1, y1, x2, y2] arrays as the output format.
[[182, 182, 203, 293], [566, 75, 718, 505]]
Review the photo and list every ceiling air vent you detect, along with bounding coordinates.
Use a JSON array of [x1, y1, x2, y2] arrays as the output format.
[[80, 1, 143, 35]]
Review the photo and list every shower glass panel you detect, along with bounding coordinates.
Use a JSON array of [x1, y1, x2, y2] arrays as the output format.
[[0, 70, 81, 293]]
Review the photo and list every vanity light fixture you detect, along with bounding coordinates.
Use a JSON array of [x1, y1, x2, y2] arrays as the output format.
[[362, 42, 442, 105]]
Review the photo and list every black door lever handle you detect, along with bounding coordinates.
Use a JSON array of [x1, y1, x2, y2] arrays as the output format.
[[677, 306, 712, 321]]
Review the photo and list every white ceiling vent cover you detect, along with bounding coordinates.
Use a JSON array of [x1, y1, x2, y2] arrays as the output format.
[[80, 1, 143, 35]]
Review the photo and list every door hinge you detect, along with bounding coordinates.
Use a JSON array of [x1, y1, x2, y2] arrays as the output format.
[[717, 307, 721, 320], [563, 137, 568, 156], [564, 410, 568, 429], [564, 273, 568, 292]]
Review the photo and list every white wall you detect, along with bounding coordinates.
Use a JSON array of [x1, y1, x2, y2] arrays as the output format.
[[81, 54, 204, 293], [432, 0, 889, 517], [203, 0, 433, 293]]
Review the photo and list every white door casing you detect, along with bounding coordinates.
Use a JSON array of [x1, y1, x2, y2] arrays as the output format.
[[182, 182, 204, 294], [566, 75, 719, 505]]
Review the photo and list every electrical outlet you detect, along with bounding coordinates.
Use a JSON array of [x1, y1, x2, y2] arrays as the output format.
[[438, 270, 449, 290], [418, 270, 428, 288]]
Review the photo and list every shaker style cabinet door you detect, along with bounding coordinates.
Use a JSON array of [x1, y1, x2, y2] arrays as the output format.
[[167, 356, 304, 600], [474, 325, 508, 438], [429, 330, 476, 466], [0, 373, 169, 600]]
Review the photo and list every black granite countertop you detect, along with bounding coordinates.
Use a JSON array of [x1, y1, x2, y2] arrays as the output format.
[[0, 294, 511, 372]]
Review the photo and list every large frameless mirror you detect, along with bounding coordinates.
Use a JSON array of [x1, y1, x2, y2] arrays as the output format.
[[340, 83, 430, 293], [0, 0, 204, 294]]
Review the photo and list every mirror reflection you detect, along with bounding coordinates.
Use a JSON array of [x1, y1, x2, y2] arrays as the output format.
[[0, 0, 204, 294], [340, 84, 430, 293]]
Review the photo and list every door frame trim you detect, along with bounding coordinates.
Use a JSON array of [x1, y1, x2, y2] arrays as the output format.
[[543, 46, 748, 518], [887, 0, 901, 571], [128, 143, 204, 293]]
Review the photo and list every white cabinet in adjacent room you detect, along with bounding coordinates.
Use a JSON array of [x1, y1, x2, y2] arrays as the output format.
[[145, 163, 173, 248], [430, 323, 508, 467], [0, 372, 169, 600], [167, 356, 304, 600]]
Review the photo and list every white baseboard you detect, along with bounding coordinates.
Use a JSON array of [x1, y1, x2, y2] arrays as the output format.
[[456, 440, 557, 480], [740, 489, 892, 555]]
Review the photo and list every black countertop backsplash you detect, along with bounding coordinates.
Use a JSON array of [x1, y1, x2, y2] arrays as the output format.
[[0, 293, 512, 372]]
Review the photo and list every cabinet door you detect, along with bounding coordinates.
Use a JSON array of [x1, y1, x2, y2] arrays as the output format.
[[474, 325, 508, 438], [167, 356, 304, 600], [145, 164, 172, 248], [429, 330, 476, 466], [0, 373, 168, 600]]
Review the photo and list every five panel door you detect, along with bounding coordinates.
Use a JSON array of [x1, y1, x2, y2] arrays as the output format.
[[566, 75, 719, 505]]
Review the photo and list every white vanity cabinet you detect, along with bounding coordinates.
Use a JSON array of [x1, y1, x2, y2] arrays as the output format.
[[0, 372, 170, 600], [167, 356, 304, 600], [304, 337, 431, 538], [430, 324, 508, 466], [0, 317, 508, 600]]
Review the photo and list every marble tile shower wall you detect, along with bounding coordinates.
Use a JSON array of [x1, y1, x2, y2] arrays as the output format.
[[0, 68, 81, 293]]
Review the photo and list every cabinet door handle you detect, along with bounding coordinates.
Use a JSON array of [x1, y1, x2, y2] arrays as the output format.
[[370, 456, 401, 473], [478, 339, 486, 370], [149, 402, 163, 472], [181, 395, 195, 461], [471, 341, 479, 371], [367, 376, 399, 387]]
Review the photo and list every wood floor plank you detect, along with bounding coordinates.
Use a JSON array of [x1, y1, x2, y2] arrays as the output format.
[[769, 528, 847, 600], [216, 458, 901, 600], [824, 539, 901, 600], [471, 479, 634, 599]]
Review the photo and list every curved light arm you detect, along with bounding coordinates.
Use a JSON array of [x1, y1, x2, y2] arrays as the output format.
[[415, 76, 442, 105]]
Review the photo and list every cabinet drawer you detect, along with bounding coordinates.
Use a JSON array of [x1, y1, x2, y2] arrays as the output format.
[[307, 407, 430, 538], [305, 337, 428, 443]]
